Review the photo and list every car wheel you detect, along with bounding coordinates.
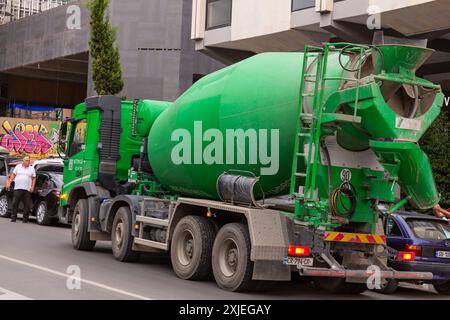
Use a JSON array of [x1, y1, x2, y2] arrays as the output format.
[[371, 279, 398, 294], [36, 201, 53, 226], [0, 195, 9, 218], [434, 281, 450, 295]]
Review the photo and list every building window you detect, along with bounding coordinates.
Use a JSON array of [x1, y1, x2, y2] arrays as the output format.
[[292, 0, 344, 12], [292, 0, 315, 11], [206, 0, 232, 30]]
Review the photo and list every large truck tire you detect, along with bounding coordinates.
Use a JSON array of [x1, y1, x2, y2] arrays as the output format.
[[212, 223, 265, 292], [314, 277, 367, 294], [171, 216, 215, 280], [72, 199, 96, 251], [111, 206, 140, 262]]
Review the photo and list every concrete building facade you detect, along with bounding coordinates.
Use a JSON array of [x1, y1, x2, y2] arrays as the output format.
[[0, 0, 222, 116], [192, 0, 450, 93]]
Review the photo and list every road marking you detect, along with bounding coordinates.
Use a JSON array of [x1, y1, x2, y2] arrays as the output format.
[[0, 287, 32, 300], [0, 254, 152, 300]]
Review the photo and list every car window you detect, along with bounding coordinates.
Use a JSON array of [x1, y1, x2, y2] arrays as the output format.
[[406, 219, 450, 240], [0, 160, 6, 176], [386, 218, 403, 237], [8, 165, 16, 174], [36, 174, 49, 189], [36, 165, 63, 173]]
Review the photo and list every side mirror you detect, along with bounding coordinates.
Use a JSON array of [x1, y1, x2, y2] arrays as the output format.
[[58, 121, 69, 158]]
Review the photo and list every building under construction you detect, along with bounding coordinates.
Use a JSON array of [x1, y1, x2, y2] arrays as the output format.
[[0, 0, 71, 24]]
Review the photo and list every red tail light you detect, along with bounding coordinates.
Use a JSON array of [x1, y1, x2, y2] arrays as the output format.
[[405, 244, 422, 257], [288, 246, 310, 257], [397, 251, 415, 262]]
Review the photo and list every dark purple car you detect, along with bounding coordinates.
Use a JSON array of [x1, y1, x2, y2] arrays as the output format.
[[374, 211, 450, 295]]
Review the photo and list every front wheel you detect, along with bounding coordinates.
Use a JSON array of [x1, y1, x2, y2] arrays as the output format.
[[0, 195, 9, 218], [111, 207, 140, 262], [36, 201, 53, 226], [72, 199, 96, 251], [212, 223, 266, 292]]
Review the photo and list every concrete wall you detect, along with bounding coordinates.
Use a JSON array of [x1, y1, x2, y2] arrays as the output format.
[[88, 0, 223, 101], [0, 0, 89, 71], [179, 0, 224, 94], [231, 0, 291, 40], [0, 0, 223, 104]]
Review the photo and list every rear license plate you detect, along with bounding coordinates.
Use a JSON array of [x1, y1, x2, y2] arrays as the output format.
[[436, 251, 450, 259], [285, 257, 314, 267]]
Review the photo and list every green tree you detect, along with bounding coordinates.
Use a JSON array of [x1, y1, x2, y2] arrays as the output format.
[[88, 0, 124, 95], [421, 108, 450, 207]]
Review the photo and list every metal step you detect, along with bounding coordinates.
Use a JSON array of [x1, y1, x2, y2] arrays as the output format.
[[136, 215, 169, 227], [134, 238, 168, 251]]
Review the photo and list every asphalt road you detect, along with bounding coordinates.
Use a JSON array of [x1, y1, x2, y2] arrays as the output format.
[[0, 217, 448, 300]]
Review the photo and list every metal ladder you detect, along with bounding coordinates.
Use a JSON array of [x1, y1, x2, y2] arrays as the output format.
[[290, 43, 366, 220]]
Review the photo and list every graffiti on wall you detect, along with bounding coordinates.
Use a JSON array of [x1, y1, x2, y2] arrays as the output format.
[[0, 118, 60, 159]]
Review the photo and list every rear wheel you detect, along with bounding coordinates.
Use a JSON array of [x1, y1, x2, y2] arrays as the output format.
[[314, 277, 367, 294], [36, 201, 53, 226], [212, 223, 266, 292], [433, 281, 450, 295], [0, 195, 9, 218], [111, 207, 140, 262], [72, 199, 96, 251], [171, 216, 215, 280]]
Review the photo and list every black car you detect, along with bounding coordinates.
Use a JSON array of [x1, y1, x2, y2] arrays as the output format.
[[0, 160, 63, 225]]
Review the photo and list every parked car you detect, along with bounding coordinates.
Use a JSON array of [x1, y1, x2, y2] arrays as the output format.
[[373, 211, 450, 295], [0, 157, 20, 219], [0, 158, 64, 225]]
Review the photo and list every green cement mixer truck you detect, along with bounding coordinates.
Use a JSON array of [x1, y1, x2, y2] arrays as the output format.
[[57, 43, 443, 293]]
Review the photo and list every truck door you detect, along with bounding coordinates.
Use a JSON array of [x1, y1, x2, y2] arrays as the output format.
[[66, 120, 88, 184]]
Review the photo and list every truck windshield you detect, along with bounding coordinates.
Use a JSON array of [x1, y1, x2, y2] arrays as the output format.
[[406, 219, 450, 240]]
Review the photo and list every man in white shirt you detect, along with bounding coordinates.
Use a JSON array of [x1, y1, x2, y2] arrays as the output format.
[[6, 157, 36, 223]]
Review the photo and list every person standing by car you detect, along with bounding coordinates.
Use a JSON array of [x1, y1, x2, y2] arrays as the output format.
[[6, 156, 36, 223]]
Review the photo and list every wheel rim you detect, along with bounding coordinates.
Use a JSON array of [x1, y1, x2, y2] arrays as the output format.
[[37, 203, 46, 223], [218, 238, 239, 277], [0, 197, 7, 217], [177, 229, 194, 266], [73, 213, 80, 238], [114, 220, 124, 250]]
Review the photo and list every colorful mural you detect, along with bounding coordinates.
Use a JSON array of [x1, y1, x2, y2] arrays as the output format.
[[0, 118, 61, 159]]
